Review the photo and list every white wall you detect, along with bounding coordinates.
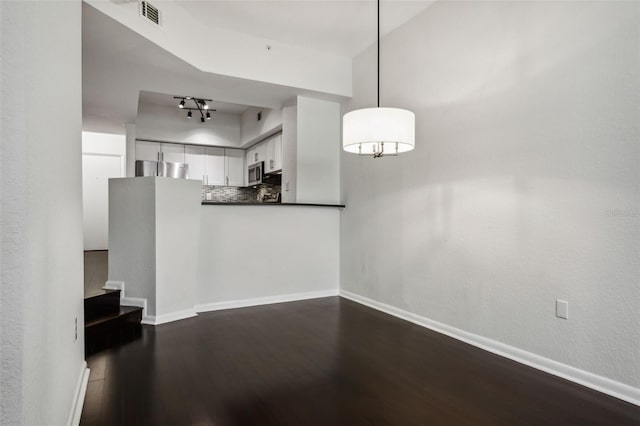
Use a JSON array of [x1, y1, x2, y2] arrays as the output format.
[[197, 206, 339, 306], [281, 103, 298, 203], [296, 97, 341, 204], [341, 0, 640, 396], [82, 131, 126, 250], [136, 103, 241, 148], [0, 1, 86, 424], [155, 178, 201, 318], [240, 106, 283, 146]]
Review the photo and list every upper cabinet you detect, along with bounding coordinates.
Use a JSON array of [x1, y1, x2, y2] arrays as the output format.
[[264, 133, 282, 174], [184, 145, 206, 183], [205, 147, 225, 186], [135, 141, 184, 163], [246, 143, 266, 166], [225, 149, 244, 187]]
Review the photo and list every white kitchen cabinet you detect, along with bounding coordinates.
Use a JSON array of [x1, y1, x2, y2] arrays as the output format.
[[225, 149, 244, 186], [135, 141, 161, 161], [205, 147, 225, 186], [161, 143, 185, 163], [265, 133, 282, 173], [184, 145, 206, 183], [246, 142, 266, 166]]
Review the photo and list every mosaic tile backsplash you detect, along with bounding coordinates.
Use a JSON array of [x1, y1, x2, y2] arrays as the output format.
[[202, 184, 281, 203]]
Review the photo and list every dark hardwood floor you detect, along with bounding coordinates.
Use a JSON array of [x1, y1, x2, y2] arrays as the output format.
[[80, 297, 640, 425]]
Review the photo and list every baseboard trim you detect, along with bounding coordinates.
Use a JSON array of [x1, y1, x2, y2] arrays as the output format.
[[196, 289, 340, 313], [143, 308, 198, 325], [103, 280, 124, 291], [67, 362, 90, 426], [339, 290, 640, 406]]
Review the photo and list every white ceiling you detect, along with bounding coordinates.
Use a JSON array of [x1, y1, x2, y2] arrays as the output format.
[[175, 0, 434, 58], [139, 91, 249, 114]]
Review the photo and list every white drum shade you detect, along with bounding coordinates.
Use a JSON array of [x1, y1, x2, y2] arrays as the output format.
[[343, 107, 415, 155]]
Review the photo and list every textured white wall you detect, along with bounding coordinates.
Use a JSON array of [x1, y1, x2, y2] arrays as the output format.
[[296, 97, 341, 204], [109, 178, 157, 315], [155, 178, 201, 317], [341, 0, 640, 389], [198, 206, 339, 304], [1, 1, 86, 424]]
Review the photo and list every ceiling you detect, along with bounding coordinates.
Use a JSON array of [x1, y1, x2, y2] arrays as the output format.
[[82, 1, 434, 134], [175, 0, 434, 58], [139, 91, 249, 114]]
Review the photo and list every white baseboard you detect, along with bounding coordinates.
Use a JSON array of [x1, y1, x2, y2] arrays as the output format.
[[103, 280, 124, 291], [143, 308, 198, 325], [196, 289, 339, 313], [339, 290, 640, 407], [67, 362, 90, 426]]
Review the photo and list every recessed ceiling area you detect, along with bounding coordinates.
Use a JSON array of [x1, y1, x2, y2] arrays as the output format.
[[175, 0, 434, 57], [82, 3, 350, 134], [138, 91, 249, 115]]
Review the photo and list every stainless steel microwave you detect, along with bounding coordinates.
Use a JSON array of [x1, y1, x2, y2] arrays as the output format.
[[248, 161, 263, 186]]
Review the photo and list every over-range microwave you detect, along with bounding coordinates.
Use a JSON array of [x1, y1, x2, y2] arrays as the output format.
[[248, 161, 263, 186]]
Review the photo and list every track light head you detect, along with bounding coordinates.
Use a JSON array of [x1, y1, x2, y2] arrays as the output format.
[[201, 116, 205, 123], [206, 112, 211, 120], [178, 99, 185, 109], [187, 110, 192, 119], [203, 103, 209, 110]]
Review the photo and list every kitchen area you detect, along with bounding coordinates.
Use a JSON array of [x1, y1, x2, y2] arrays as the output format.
[[106, 92, 343, 325]]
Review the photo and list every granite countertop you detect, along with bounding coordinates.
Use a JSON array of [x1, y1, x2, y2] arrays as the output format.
[[201, 202, 345, 208]]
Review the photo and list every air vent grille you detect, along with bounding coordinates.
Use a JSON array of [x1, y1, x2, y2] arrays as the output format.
[[140, 1, 160, 26]]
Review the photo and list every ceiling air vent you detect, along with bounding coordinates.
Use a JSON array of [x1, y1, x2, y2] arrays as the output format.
[[140, 1, 161, 26]]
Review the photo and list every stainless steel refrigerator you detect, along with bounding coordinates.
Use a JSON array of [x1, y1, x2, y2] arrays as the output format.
[[135, 160, 189, 179]]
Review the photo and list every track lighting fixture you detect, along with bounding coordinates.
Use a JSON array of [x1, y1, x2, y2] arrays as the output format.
[[173, 96, 217, 123]]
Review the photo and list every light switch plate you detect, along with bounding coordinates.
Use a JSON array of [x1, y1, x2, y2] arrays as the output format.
[[556, 299, 569, 319]]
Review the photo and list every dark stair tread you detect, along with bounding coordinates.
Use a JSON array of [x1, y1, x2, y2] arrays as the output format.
[[85, 306, 143, 328], [84, 288, 120, 300]]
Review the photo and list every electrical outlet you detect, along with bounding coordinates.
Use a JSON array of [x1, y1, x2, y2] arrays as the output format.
[[74, 317, 78, 341], [285, 181, 290, 192], [206, 193, 212, 201], [556, 300, 569, 319]]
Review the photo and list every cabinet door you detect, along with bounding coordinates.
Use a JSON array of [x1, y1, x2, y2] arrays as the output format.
[[264, 137, 275, 173], [161, 143, 185, 163], [135, 141, 160, 161], [255, 142, 266, 163], [273, 134, 282, 172], [184, 145, 206, 183], [225, 149, 245, 187], [205, 147, 225, 186]]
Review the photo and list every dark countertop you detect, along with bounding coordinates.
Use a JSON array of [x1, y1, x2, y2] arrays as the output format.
[[201, 202, 345, 208]]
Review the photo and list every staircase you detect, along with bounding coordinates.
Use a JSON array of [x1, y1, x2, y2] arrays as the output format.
[[84, 289, 143, 356]]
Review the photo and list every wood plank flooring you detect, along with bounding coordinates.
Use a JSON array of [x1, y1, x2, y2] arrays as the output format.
[[80, 297, 640, 425]]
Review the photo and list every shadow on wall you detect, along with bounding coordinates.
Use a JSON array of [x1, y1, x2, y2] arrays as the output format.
[[340, 0, 640, 387]]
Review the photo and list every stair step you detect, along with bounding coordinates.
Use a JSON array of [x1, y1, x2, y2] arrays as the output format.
[[84, 289, 121, 323], [85, 306, 143, 329], [85, 306, 143, 356]]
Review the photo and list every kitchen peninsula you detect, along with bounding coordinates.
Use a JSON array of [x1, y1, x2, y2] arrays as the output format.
[[108, 177, 342, 325]]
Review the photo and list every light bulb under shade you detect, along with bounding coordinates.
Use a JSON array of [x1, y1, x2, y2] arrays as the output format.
[[187, 111, 192, 119], [179, 99, 185, 108], [206, 112, 211, 120], [201, 116, 205, 123], [342, 107, 415, 154], [203, 103, 209, 110]]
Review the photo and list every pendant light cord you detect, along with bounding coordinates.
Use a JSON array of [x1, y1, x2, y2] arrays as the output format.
[[377, 0, 380, 108]]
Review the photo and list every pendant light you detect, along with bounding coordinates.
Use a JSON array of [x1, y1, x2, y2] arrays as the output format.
[[342, 0, 415, 158]]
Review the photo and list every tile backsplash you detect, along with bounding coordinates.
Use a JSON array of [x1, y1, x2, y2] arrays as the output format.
[[202, 184, 281, 203]]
